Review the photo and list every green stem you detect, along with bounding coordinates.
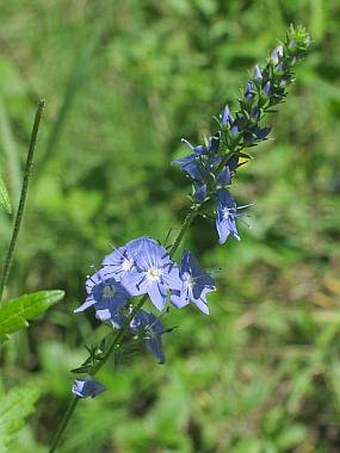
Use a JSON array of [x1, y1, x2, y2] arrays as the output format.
[[169, 205, 199, 258], [49, 203, 200, 450], [90, 294, 148, 376], [49, 397, 79, 453], [0, 99, 45, 303]]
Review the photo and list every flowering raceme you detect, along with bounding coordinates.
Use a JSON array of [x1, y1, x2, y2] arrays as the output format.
[[173, 26, 311, 244], [69, 26, 311, 407]]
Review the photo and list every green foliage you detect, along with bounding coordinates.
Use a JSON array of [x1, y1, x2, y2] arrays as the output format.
[[0, 290, 65, 342], [0, 175, 12, 214], [0, 382, 40, 452], [0, 0, 339, 451]]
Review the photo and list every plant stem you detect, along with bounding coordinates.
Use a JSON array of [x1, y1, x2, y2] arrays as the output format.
[[49, 397, 79, 453], [0, 99, 45, 303], [49, 203, 199, 450], [169, 205, 200, 258], [90, 294, 148, 376]]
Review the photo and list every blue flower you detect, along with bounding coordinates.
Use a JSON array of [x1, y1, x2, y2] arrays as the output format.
[[108, 308, 166, 363], [178, 156, 210, 192], [216, 189, 251, 243], [253, 64, 263, 81], [72, 378, 106, 398], [172, 134, 222, 202], [272, 44, 283, 65], [222, 104, 239, 136], [226, 154, 239, 174], [244, 80, 254, 102], [102, 237, 155, 295], [123, 237, 181, 310], [102, 241, 137, 279], [254, 125, 271, 139], [251, 104, 260, 120], [194, 183, 207, 203], [263, 81, 271, 96], [206, 133, 221, 154], [217, 165, 231, 187], [130, 309, 166, 364], [171, 251, 215, 314], [222, 103, 232, 125], [109, 312, 127, 329], [173, 151, 208, 187], [74, 270, 130, 321]]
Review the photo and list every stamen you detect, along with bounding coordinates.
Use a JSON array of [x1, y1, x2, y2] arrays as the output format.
[[237, 200, 256, 210], [181, 138, 194, 150], [147, 267, 161, 281], [103, 285, 117, 298]]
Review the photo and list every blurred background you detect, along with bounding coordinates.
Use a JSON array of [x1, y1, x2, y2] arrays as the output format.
[[0, 1, 339, 451]]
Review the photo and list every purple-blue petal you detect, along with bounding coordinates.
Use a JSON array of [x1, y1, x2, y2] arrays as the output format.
[[147, 336, 165, 364], [74, 296, 95, 313], [263, 81, 271, 96], [194, 184, 207, 203], [173, 251, 215, 314], [72, 378, 106, 398], [130, 310, 166, 363], [217, 166, 231, 187], [170, 289, 189, 309], [254, 64, 262, 81], [148, 282, 167, 311], [222, 104, 232, 125], [216, 189, 241, 243]]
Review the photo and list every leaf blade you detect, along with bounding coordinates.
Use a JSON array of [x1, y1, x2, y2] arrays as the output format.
[[0, 290, 65, 342], [0, 174, 12, 214]]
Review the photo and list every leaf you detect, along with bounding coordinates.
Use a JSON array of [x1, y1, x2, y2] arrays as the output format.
[[0, 175, 12, 214], [0, 102, 21, 206], [0, 290, 65, 342], [0, 383, 41, 451]]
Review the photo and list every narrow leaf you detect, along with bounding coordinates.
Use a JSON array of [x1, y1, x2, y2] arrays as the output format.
[[0, 175, 12, 214], [0, 290, 65, 342], [0, 103, 21, 206], [71, 365, 92, 374]]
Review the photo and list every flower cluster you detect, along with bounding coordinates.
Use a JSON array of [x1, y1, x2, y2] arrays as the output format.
[[74, 237, 215, 369], [173, 25, 311, 244], [71, 25, 311, 399]]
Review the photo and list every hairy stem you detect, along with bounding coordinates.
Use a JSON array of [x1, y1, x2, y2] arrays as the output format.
[[0, 99, 45, 302]]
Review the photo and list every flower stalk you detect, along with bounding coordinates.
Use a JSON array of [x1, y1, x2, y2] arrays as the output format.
[[49, 25, 311, 451], [0, 99, 45, 303]]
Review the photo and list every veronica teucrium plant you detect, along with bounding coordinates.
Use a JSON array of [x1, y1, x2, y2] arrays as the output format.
[[49, 25, 312, 451]]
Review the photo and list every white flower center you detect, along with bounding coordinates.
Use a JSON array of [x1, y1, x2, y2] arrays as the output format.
[[185, 275, 194, 290], [223, 208, 230, 220], [122, 257, 133, 272], [103, 285, 117, 298], [147, 267, 161, 281]]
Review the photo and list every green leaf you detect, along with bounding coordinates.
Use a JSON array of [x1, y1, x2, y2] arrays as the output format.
[[0, 175, 12, 214], [71, 365, 92, 374], [0, 290, 65, 342], [0, 383, 41, 451]]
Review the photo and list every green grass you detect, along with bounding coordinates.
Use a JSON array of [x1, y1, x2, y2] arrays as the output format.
[[0, 1, 340, 451]]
